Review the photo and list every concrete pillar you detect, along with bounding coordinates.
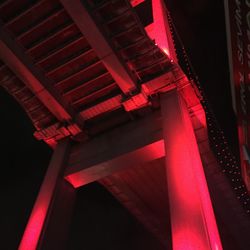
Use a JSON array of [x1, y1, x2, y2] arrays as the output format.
[[19, 138, 76, 250], [160, 89, 222, 250]]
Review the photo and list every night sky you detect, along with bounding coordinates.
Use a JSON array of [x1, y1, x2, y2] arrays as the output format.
[[0, 1, 238, 249]]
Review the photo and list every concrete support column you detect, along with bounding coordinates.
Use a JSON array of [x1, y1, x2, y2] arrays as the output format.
[[19, 138, 76, 250], [160, 89, 222, 250]]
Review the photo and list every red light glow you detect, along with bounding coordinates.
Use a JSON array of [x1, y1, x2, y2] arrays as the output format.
[[18, 200, 48, 250], [19, 140, 70, 250], [65, 140, 165, 188], [152, 0, 177, 61], [161, 90, 222, 250]]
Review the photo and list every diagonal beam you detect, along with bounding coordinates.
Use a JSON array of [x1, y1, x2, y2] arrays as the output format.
[[19, 138, 75, 250], [60, 0, 137, 95], [64, 111, 165, 187], [0, 23, 83, 130]]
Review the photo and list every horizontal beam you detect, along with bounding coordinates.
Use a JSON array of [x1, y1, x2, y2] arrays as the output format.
[[60, 0, 137, 94], [64, 111, 164, 187], [64, 94, 207, 188], [65, 140, 165, 188], [0, 23, 83, 130]]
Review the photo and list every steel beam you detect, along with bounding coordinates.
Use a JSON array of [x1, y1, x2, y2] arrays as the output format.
[[0, 24, 83, 131], [60, 0, 137, 95], [66, 140, 165, 188], [64, 111, 164, 187], [64, 95, 207, 188]]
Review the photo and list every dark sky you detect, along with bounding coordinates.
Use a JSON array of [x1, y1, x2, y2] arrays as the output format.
[[0, 1, 238, 249]]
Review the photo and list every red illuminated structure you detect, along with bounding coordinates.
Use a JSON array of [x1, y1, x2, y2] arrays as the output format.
[[0, 0, 249, 249]]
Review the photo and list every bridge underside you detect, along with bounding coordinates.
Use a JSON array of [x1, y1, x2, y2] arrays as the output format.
[[0, 0, 250, 249]]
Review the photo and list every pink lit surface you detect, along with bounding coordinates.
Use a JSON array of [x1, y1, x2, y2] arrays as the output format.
[[18, 203, 47, 250], [130, 0, 145, 7], [152, 0, 177, 61], [161, 90, 222, 250], [19, 140, 69, 250], [65, 140, 165, 188]]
